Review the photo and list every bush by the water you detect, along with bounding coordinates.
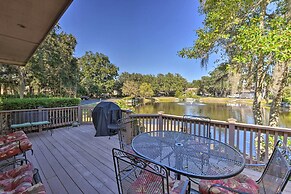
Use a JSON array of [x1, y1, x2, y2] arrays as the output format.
[[0, 98, 80, 110], [283, 97, 291, 104]]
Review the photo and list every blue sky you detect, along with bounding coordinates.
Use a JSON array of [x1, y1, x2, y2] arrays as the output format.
[[59, 0, 216, 81]]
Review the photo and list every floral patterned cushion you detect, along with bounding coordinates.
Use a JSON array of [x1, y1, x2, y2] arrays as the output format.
[[20, 183, 46, 194], [168, 178, 188, 194], [0, 131, 28, 146], [199, 174, 259, 194], [0, 163, 33, 180], [0, 139, 32, 160], [128, 170, 187, 194], [0, 170, 33, 193]]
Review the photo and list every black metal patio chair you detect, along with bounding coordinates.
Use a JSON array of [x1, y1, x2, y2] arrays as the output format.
[[112, 148, 189, 194], [182, 115, 211, 138], [107, 109, 122, 138], [199, 140, 291, 194], [116, 117, 144, 152]]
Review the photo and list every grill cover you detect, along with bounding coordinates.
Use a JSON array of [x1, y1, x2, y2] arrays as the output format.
[[92, 102, 122, 137]]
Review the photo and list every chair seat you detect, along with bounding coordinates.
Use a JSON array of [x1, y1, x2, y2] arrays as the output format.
[[11, 123, 32, 129], [107, 123, 120, 130], [31, 121, 50, 126], [0, 163, 34, 193], [0, 139, 32, 160], [0, 131, 28, 145], [128, 170, 188, 194], [199, 174, 259, 194]]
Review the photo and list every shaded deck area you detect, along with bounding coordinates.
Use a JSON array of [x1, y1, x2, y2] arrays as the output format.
[[27, 125, 291, 194]]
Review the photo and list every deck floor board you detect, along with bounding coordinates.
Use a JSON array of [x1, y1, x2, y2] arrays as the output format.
[[26, 124, 291, 194]]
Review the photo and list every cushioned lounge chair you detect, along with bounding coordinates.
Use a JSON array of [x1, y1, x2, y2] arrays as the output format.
[[0, 131, 33, 161], [0, 159, 45, 193]]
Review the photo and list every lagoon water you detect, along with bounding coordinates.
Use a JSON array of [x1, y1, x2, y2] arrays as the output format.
[[136, 102, 291, 128]]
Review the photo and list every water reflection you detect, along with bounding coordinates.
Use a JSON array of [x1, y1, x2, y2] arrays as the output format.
[[136, 102, 291, 128]]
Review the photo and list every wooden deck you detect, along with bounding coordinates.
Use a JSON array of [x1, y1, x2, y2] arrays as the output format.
[[27, 125, 291, 194]]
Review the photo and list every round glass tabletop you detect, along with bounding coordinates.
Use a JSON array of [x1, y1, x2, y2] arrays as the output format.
[[132, 131, 245, 179]]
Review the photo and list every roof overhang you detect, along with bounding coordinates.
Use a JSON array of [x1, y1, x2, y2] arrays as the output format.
[[0, 0, 73, 66]]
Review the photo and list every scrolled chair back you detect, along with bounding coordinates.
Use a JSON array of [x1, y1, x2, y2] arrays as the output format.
[[112, 148, 169, 194], [258, 140, 291, 194], [117, 118, 144, 150]]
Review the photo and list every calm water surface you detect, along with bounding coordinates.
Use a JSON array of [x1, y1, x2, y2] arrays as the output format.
[[136, 102, 291, 128]]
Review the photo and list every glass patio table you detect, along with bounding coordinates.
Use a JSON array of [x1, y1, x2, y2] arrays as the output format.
[[132, 131, 245, 179]]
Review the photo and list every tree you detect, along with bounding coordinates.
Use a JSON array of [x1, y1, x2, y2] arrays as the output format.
[[0, 64, 19, 95], [26, 25, 78, 96], [139, 83, 154, 98], [116, 72, 188, 97], [179, 0, 291, 126], [121, 80, 139, 97], [78, 51, 119, 97]]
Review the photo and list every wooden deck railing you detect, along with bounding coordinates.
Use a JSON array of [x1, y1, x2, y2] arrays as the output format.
[[1, 106, 291, 164], [0, 106, 129, 132], [0, 106, 80, 133], [130, 113, 291, 164]]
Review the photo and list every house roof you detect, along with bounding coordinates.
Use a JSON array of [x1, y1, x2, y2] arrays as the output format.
[[0, 0, 73, 66]]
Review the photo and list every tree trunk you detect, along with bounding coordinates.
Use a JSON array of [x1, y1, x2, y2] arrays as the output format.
[[253, 90, 263, 125], [29, 86, 33, 95], [253, 59, 266, 125], [269, 62, 289, 127], [3, 84, 7, 95], [19, 67, 25, 99], [252, 1, 268, 125]]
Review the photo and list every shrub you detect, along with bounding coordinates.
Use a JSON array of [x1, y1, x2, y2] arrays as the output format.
[[0, 98, 81, 110], [282, 97, 291, 104]]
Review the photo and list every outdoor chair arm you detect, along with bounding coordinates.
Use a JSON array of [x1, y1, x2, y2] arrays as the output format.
[[0, 158, 30, 170], [208, 183, 251, 194]]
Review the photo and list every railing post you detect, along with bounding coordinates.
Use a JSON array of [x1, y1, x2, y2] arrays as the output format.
[[124, 110, 133, 144], [158, 111, 164, 131], [228, 118, 236, 147], [38, 106, 43, 132], [78, 105, 82, 124]]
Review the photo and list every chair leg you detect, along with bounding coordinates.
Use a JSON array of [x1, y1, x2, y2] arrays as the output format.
[[188, 181, 191, 194], [33, 168, 42, 184]]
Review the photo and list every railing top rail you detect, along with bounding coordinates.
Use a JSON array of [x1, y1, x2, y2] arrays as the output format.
[[233, 122, 291, 133], [0, 106, 80, 113], [130, 114, 160, 117], [131, 113, 291, 133], [44, 106, 79, 110]]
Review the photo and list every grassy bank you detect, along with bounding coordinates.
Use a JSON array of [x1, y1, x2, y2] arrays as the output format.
[[153, 96, 270, 107], [199, 97, 271, 107], [153, 97, 178, 102], [108, 96, 270, 108], [199, 97, 253, 105]]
